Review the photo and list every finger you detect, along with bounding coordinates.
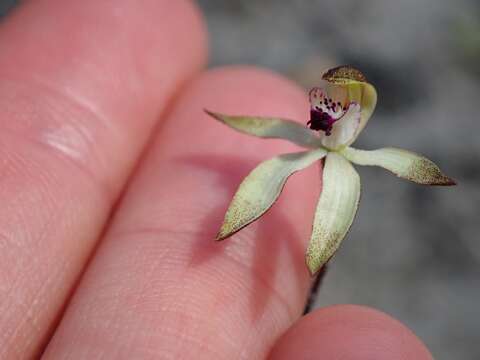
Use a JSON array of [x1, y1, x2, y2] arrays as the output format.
[[0, 0, 206, 357], [269, 305, 433, 360], [44, 67, 320, 359]]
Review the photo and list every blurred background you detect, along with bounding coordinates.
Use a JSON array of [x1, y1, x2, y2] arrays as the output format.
[[1, 0, 479, 359]]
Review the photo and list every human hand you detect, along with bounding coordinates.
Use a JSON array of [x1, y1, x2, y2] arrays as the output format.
[[0, 1, 433, 359]]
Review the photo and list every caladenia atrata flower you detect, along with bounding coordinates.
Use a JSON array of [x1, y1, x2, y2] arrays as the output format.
[[205, 65, 456, 276]]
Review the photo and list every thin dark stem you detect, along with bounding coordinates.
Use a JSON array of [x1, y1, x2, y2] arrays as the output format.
[[303, 264, 328, 315]]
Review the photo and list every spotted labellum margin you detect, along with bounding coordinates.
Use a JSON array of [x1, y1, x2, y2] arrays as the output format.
[[205, 65, 456, 275]]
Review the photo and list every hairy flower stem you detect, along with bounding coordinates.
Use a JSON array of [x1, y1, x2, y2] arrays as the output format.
[[303, 264, 328, 314]]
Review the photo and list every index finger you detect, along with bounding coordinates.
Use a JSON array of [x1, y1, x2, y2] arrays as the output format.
[[0, 0, 206, 357], [44, 66, 320, 359]]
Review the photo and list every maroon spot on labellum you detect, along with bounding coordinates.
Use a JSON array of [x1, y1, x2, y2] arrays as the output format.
[[307, 109, 338, 136]]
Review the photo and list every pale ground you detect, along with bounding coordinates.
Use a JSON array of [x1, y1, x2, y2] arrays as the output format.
[[2, 1, 479, 359]]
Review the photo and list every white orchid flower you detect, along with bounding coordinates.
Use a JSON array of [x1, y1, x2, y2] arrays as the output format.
[[205, 65, 455, 275]]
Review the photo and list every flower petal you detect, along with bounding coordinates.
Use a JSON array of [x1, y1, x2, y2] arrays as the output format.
[[321, 102, 361, 150], [341, 147, 456, 186], [322, 65, 377, 145], [306, 152, 361, 275], [353, 82, 377, 140], [216, 148, 327, 241], [205, 110, 323, 149]]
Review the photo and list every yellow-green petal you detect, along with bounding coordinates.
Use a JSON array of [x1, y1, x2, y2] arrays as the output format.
[[341, 147, 456, 186], [321, 66, 378, 145], [205, 110, 323, 149], [306, 152, 361, 275], [216, 148, 327, 241]]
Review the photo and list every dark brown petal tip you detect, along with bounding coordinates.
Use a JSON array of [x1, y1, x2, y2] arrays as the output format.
[[322, 65, 367, 84], [204, 109, 223, 121], [215, 230, 231, 241], [408, 157, 457, 186], [429, 176, 457, 186]]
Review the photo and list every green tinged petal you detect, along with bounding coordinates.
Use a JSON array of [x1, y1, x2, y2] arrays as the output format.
[[216, 148, 327, 241], [306, 152, 361, 275], [341, 147, 456, 186], [205, 110, 323, 149], [353, 82, 377, 138], [322, 65, 378, 145]]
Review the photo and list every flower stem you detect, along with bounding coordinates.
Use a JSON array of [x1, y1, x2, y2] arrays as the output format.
[[303, 264, 328, 314]]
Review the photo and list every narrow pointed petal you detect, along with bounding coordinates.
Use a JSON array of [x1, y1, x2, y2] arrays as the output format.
[[341, 147, 456, 186], [216, 148, 327, 240], [306, 152, 361, 275], [321, 102, 361, 150], [205, 110, 323, 148]]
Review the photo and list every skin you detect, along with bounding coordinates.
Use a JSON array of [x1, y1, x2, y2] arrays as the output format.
[[0, 0, 434, 359]]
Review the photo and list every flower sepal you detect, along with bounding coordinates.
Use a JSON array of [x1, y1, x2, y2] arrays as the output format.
[[204, 65, 455, 276], [216, 148, 327, 241], [205, 110, 323, 149], [341, 147, 456, 186]]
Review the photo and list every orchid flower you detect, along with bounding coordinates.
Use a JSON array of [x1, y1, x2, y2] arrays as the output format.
[[205, 65, 455, 275]]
